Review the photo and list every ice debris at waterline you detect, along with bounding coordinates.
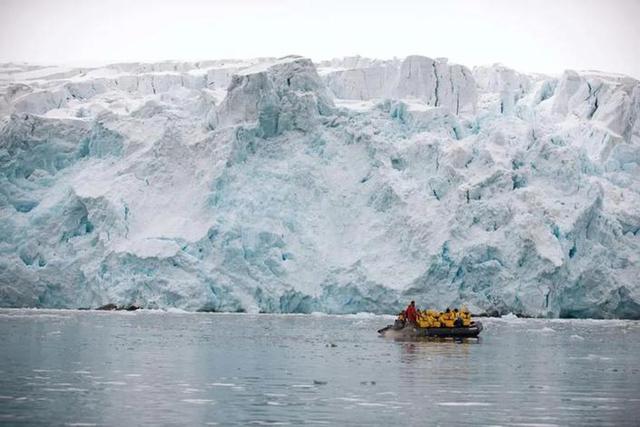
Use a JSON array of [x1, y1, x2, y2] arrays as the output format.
[[0, 55, 639, 318]]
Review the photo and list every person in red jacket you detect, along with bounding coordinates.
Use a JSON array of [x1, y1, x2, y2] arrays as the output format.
[[405, 301, 417, 325]]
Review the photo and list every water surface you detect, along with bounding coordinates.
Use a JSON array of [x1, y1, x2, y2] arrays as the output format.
[[1, 310, 639, 426]]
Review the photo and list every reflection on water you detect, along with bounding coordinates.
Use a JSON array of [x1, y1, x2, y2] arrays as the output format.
[[0, 310, 639, 426]]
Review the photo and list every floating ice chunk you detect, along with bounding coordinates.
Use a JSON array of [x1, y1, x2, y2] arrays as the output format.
[[501, 313, 519, 319]]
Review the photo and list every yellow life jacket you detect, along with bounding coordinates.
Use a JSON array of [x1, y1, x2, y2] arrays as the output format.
[[416, 311, 428, 328], [424, 310, 439, 327], [461, 311, 471, 327], [440, 311, 454, 327]]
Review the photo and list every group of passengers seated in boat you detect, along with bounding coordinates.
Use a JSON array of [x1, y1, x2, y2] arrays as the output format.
[[395, 301, 472, 329]]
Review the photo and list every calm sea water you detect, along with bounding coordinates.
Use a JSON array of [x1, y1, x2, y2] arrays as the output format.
[[0, 309, 639, 426]]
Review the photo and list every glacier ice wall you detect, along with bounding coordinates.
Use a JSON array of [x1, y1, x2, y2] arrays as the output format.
[[0, 55, 639, 318], [321, 56, 476, 114]]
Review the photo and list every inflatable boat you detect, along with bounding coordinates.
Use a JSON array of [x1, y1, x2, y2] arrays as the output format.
[[378, 321, 483, 339]]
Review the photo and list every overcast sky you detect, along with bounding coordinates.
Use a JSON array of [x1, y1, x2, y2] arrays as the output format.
[[1, 0, 638, 77]]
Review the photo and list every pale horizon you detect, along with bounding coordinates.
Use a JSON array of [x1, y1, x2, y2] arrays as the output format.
[[1, 0, 639, 78]]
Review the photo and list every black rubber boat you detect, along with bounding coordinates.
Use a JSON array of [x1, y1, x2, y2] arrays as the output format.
[[378, 321, 483, 339]]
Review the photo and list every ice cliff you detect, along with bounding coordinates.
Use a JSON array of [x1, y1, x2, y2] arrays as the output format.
[[1, 55, 639, 318]]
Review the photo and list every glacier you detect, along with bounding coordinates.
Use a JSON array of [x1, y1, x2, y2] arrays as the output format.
[[0, 55, 639, 318]]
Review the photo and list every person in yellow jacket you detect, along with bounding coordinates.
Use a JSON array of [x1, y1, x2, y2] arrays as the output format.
[[416, 310, 427, 328], [453, 308, 464, 328], [441, 308, 454, 327], [426, 309, 440, 327], [460, 307, 472, 326]]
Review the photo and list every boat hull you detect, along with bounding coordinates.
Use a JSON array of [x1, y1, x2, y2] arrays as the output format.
[[378, 321, 483, 339]]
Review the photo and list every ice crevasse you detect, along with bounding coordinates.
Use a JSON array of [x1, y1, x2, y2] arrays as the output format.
[[0, 55, 639, 318]]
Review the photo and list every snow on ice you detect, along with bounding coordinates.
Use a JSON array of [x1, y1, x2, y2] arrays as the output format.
[[0, 55, 639, 318]]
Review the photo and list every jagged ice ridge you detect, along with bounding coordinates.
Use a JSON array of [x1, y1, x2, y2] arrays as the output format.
[[0, 55, 639, 318]]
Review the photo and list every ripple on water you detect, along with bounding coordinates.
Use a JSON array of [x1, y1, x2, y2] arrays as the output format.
[[334, 397, 363, 402], [527, 327, 556, 334], [437, 402, 493, 407], [181, 399, 215, 405], [247, 422, 291, 426], [1, 311, 638, 426]]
